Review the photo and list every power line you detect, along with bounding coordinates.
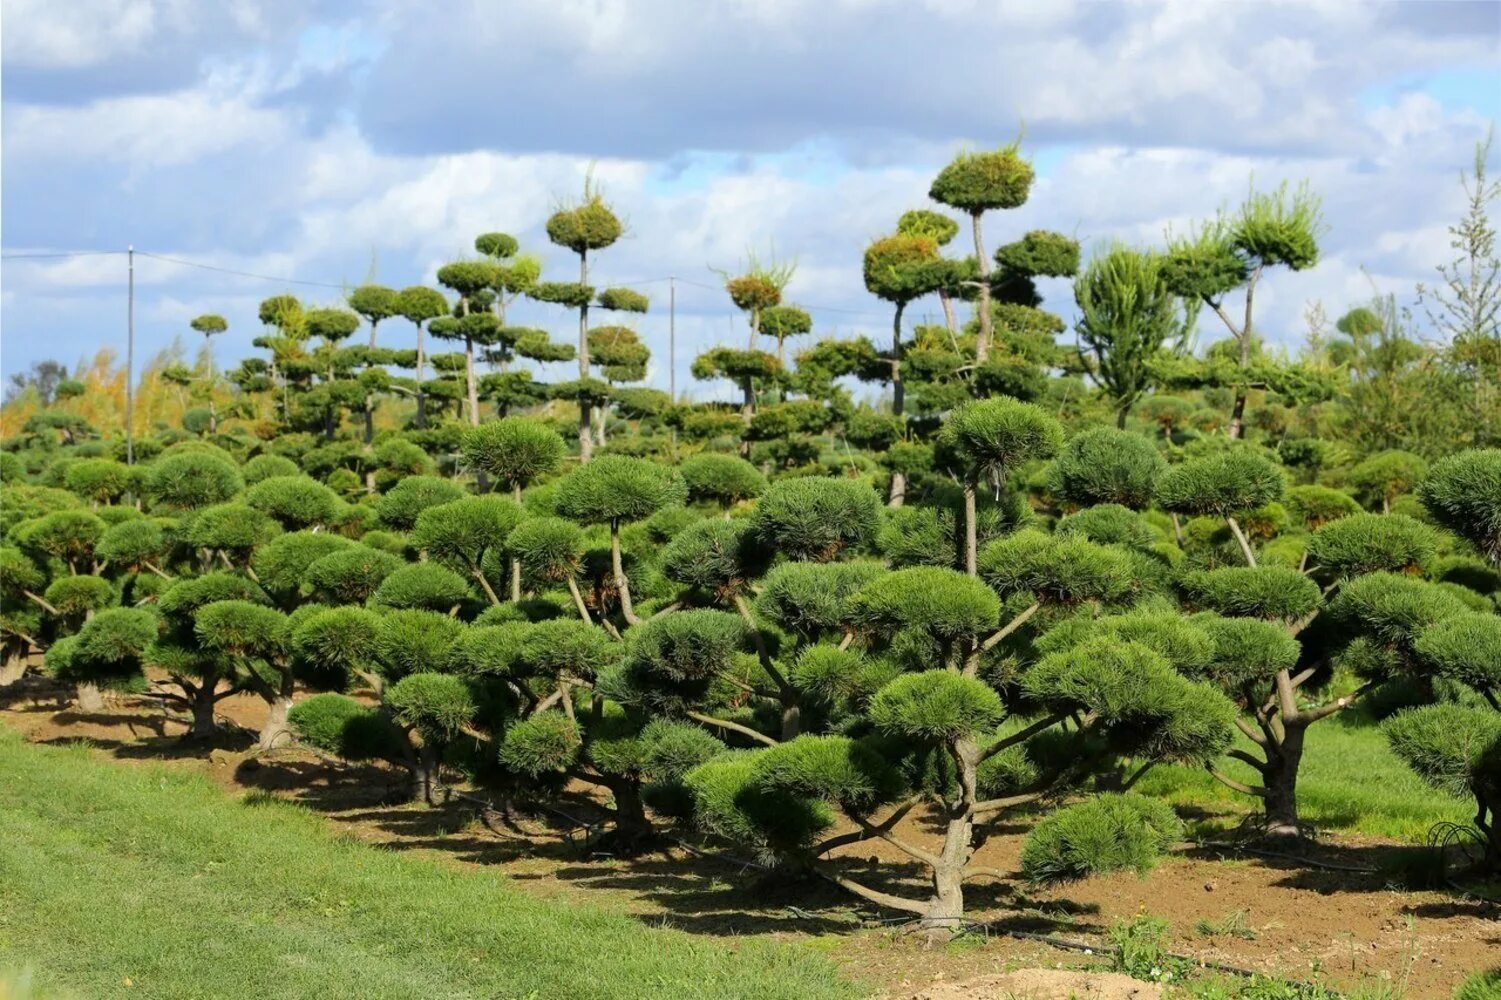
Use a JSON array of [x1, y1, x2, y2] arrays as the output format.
[[133, 251, 349, 290], [2, 250, 127, 260]]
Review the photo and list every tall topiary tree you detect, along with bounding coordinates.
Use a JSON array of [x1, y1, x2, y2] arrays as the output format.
[[543, 175, 624, 463], [395, 285, 449, 429], [928, 139, 1034, 364], [433, 263, 502, 427], [1162, 182, 1324, 438], [863, 231, 949, 506]]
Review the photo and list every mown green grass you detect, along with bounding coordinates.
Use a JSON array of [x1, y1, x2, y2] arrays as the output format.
[[0, 729, 860, 1000], [1138, 713, 1469, 841]]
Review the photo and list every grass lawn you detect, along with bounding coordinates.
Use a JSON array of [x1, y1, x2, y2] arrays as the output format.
[[0, 730, 860, 1000], [1137, 712, 1470, 841]]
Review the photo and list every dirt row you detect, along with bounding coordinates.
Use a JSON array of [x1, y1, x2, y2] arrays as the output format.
[[3, 677, 1496, 999]]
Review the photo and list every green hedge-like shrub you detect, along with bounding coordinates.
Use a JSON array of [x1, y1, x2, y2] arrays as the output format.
[[1021, 793, 1184, 884]]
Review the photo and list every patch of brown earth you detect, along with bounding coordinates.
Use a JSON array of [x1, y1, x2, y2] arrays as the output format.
[[905, 968, 1162, 1000], [3, 679, 1497, 999]]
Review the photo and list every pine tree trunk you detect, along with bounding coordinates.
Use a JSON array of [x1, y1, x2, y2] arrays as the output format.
[[0, 653, 26, 687], [739, 377, 754, 459], [257, 695, 294, 751], [76, 682, 105, 712], [189, 692, 218, 739], [962, 484, 978, 576], [414, 322, 428, 429], [971, 211, 992, 364], [1263, 724, 1306, 839], [578, 251, 594, 464], [612, 781, 652, 847], [411, 742, 441, 805], [889, 302, 907, 509]]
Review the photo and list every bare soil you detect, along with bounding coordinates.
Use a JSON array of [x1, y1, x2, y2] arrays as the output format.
[[3, 674, 1497, 998]]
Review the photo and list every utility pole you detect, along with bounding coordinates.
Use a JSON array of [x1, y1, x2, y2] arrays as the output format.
[[125, 245, 135, 465], [669, 276, 677, 458]]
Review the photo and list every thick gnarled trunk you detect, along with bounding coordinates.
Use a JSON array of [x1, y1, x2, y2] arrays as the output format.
[[257, 695, 294, 751]]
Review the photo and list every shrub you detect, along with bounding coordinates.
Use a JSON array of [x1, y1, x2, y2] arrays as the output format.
[[680, 453, 767, 508], [1046, 428, 1165, 509], [1418, 449, 1501, 564], [460, 418, 566, 492], [1020, 793, 1184, 884], [1307, 512, 1437, 577], [1155, 451, 1284, 517], [376, 475, 466, 530], [749, 478, 880, 562], [554, 455, 687, 525], [146, 452, 244, 510], [289, 693, 404, 760], [244, 475, 340, 528]]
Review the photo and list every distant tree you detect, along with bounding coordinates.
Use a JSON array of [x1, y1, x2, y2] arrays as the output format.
[[543, 174, 625, 463], [1163, 182, 1324, 438], [395, 286, 449, 429], [1073, 246, 1190, 427], [928, 139, 1034, 364]]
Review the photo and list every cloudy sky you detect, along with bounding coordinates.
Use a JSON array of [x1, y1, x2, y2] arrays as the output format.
[[2, 0, 1498, 396]]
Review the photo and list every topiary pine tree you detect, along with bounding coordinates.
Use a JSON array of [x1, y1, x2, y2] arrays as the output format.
[[1418, 449, 1501, 565], [863, 230, 950, 507], [553, 456, 687, 625], [1155, 451, 1285, 567], [543, 175, 624, 463], [937, 398, 1063, 574], [674, 567, 1234, 933], [395, 286, 449, 429], [928, 139, 1034, 365], [1162, 182, 1324, 439], [430, 264, 501, 429], [1073, 245, 1191, 428]]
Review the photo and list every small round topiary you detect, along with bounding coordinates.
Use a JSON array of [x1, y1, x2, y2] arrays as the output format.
[[750, 734, 899, 811], [242, 454, 301, 485], [1307, 513, 1438, 578], [626, 609, 744, 683], [1413, 613, 1501, 695], [301, 546, 405, 605], [553, 455, 687, 525], [545, 190, 623, 255], [1155, 451, 1285, 517], [375, 475, 467, 530], [244, 475, 341, 529], [146, 452, 244, 511], [460, 418, 566, 493], [1330, 572, 1470, 651], [370, 562, 473, 611], [870, 670, 1003, 743], [994, 230, 1081, 278], [939, 397, 1064, 483], [846, 567, 1000, 645], [1056, 504, 1158, 550], [1177, 565, 1321, 622], [748, 477, 881, 562], [679, 453, 767, 508], [929, 143, 1034, 213], [1417, 449, 1501, 565], [1348, 449, 1427, 513], [507, 517, 584, 584], [660, 518, 755, 594], [1046, 428, 1166, 510], [500, 711, 582, 777], [385, 671, 475, 740], [754, 560, 887, 639], [1382, 703, 1501, 799]]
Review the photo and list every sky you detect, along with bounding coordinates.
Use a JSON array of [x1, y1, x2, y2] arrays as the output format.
[[2, 0, 1499, 399]]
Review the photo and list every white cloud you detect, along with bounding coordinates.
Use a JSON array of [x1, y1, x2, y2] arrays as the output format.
[[1, 0, 160, 68], [5, 85, 292, 168]]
